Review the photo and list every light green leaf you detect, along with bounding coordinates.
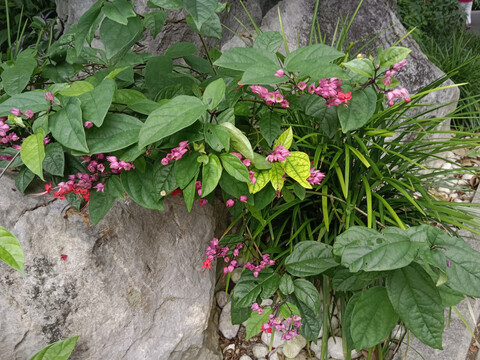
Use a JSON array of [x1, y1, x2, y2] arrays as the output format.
[[165, 41, 198, 58], [29, 336, 79, 360], [182, 0, 219, 29], [246, 307, 273, 340], [58, 81, 94, 97], [75, 0, 105, 55], [338, 87, 377, 133], [220, 122, 254, 160], [285, 241, 338, 277], [15, 167, 35, 193], [143, 9, 168, 37], [253, 31, 284, 53], [386, 263, 444, 349], [379, 46, 411, 67], [20, 130, 45, 180], [252, 153, 272, 170], [139, 95, 206, 148], [342, 58, 375, 78], [284, 151, 311, 188], [284, 44, 344, 76], [0, 91, 48, 117], [128, 99, 161, 115], [100, 16, 143, 64], [293, 279, 321, 315], [274, 127, 293, 149], [220, 153, 250, 183], [79, 78, 116, 127], [86, 113, 143, 153], [248, 170, 271, 194], [203, 78, 225, 110], [269, 161, 284, 192], [49, 98, 89, 153], [350, 287, 398, 350], [205, 123, 230, 152], [0, 226, 24, 275], [43, 142, 65, 176], [214, 47, 278, 72], [148, 0, 183, 9], [202, 154, 222, 197], [102, 0, 136, 25], [89, 189, 116, 226], [1, 49, 37, 96]]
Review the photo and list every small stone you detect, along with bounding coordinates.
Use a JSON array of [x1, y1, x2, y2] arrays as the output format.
[[231, 267, 243, 283], [283, 335, 307, 358], [268, 350, 280, 360], [252, 344, 269, 358], [310, 341, 321, 356], [223, 344, 235, 353], [327, 336, 362, 360], [219, 301, 240, 339], [437, 187, 451, 195], [262, 331, 285, 348], [331, 316, 339, 331], [390, 325, 406, 341], [215, 291, 228, 308], [441, 162, 453, 170], [463, 173, 474, 181], [239, 355, 252, 360], [261, 298, 273, 307]]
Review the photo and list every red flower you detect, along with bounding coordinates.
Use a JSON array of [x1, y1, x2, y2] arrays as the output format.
[[44, 183, 52, 193], [61, 254, 67, 261], [171, 189, 183, 196], [202, 258, 212, 269]]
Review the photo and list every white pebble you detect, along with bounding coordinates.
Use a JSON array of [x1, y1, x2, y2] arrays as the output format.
[[441, 162, 453, 169], [239, 355, 252, 360], [215, 291, 228, 308], [231, 267, 242, 283], [327, 337, 362, 360], [283, 335, 307, 358], [261, 299, 273, 307], [261, 331, 285, 348], [391, 325, 406, 341], [252, 344, 269, 358], [437, 187, 451, 195], [463, 173, 474, 181], [223, 344, 235, 353], [219, 301, 240, 339]]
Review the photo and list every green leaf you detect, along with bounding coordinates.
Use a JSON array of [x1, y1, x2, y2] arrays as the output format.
[[174, 151, 201, 189], [128, 99, 161, 115], [279, 274, 294, 295], [293, 279, 321, 315], [32, 115, 49, 136], [285, 241, 338, 277], [252, 153, 272, 170], [29, 336, 79, 360], [186, 12, 222, 39], [102, 0, 136, 25], [139, 96, 206, 148], [15, 167, 35, 193], [203, 78, 225, 110], [214, 47, 279, 72], [342, 58, 375, 78], [0, 91, 48, 117], [220, 122, 254, 160], [350, 287, 398, 350], [148, 0, 183, 9], [20, 130, 45, 181], [274, 127, 293, 149], [220, 153, 250, 183], [58, 81, 94, 97], [105, 175, 125, 200], [246, 307, 273, 340], [100, 16, 143, 64], [43, 142, 65, 176], [154, 161, 177, 196], [202, 154, 222, 197], [183, 176, 196, 212], [219, 172, 250, 199], [143, 9, 168, 37], [269, 162, 285, 192], [386, 263, 444, 349], [334, 226, 417, 272], [165, 42, 198, 58], [121, 164, 164, 210], [292, 294, 323, 342], [1, 49, 37, 96], [293, 183, 306, 200], [205, 123, 230, 152], [284, 44, 344, 76], [261, 272, 280, 299], [75, 0, 105, 55], [86, 113, 143, 154], [259, 112, 282, 146], [438, 285, 464, 307], [144, 56, 174, 95], [253, 31, 284, 53], [231, 297, 252, 325], [79, 78, 116, 127], [49, 98, 89, 153], [332, 269, 386, 292], [233, 270, 278, 308], [284, 151, 311, 189], [182, 0, 218, 29], [0, 226, 24, 275], [89, 189, 116, 225], [343, 293, 362, 350], [248, 170, 271, 194], [379, 46, 411, 67], [338, 87, 377, 133]]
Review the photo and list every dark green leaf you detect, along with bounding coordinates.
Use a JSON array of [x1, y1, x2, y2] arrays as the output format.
[[183, 176, 196, 212], [43, 142, 65, 176], [0, 91, 48, 117], [182, 0, 218, 29], [102, 0, 136, 25], [261, 272, 280, 299], [202, 153, 222, 197], [154, 161, 177, 196], [292, 294, 323, 342], [293, 278, 321, 315], [279, 274, 294, 295], [165, 42, 198, 58], [15, 167, 35, 193], [1, 49, 37, 96], [220, 153, 249, 183], [286, 241, 338, 277], [219, 172, 249, 199], [121, 164, 164, 210], [144, 10, 167, 37], [332, 269, 386, 292], [284, 44, 344, 76], [148, 0, 183, 9], [100, 16, 143, 64], [233, 270, 277, 308], [231, 296, 252, 325], [253, 31, 284, 53], [174, 151, 201, 189], [89, 188, 116, 225], [105, 175, 125, 200], [338, 87, 377, 133], [79, 78, 116, 127], [259, 112, 282, 146], [343, 293, 362, 351], [74, 0, 105, 55]]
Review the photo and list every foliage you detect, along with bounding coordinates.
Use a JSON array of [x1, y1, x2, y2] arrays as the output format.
[[1, 0, 480, 359]]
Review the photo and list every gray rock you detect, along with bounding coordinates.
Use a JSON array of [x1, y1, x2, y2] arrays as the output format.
[[218, 301, 240, 339], [239, 355, 253, 360], [283, 335, 307, 358], [261, 331, 285, 348], [252, 343, 269, 358], [215, 290, 229, 308], [327, 337, 361, 360], [0, 171, 222, 360], [230, 267, 243, 283]]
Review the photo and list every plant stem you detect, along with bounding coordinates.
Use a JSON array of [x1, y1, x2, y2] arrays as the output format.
[[0, 152, 21, 181], [5, 0, 12, 52], [321, 276, 329, 360], [198, 34, 217, 75]]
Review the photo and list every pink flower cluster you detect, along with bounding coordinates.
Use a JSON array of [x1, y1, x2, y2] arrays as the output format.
[[49, 173, 97, 200], [306, 78, 352, 108], [266, 145, 290, 163], [225, 196, 248, 207], [203, 237, 244, 275], [195, 181, 208, 207], [307, 168, 325, 185], [161, 141, 189, 165], [383, 59, 407, 86], [260, 314, 303, 341], [386, 88, 410, 106], [250, 85, 290, 108], [244, 254, 275, 278], [105, 156, 134, 172], [0, 117, 19, 144]]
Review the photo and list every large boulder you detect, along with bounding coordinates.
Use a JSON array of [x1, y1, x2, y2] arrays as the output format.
[[0, 172, 223, 360]]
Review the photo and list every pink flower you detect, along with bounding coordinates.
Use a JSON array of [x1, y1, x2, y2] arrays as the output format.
[[93, 183, 105, 192], [249, 170, 257, 185], [10, 108, 21, 116], [266, 145, 290, 163], [84, 121, 93, 128], [231, 152, 242, 160], [97, 163, 105, 172], [307, 168, 326, 185], [199, 199, 208, 206], [308, 84, 316, 94], [392, 59, 407, 72], [274, 69, 285, 78], [240, 195, 248, 203], [24, 109, 34, 119], [43, 137, 51, 145], [297, 81, 307, 91], [45, 92, 55, 101], [226, 199, 235, 207], [242, 158, 251, 167]]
